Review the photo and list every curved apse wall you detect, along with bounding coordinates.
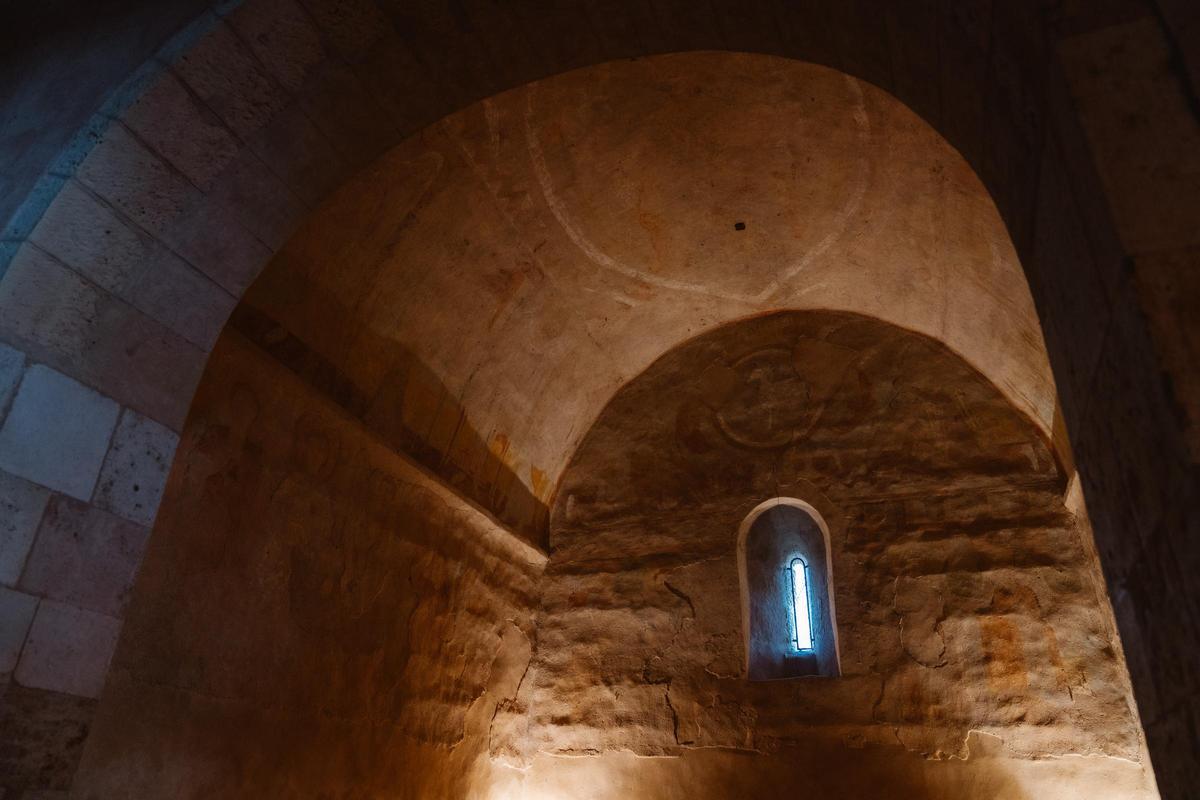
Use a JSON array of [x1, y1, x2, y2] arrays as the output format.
[[498, 310, 1152, 799], [233, 53, 1057, 544]]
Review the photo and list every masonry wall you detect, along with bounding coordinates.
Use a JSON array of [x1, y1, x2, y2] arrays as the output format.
[[0, 0, 1196, 794], [67, 331, 545, 799], [491, 311, 1156, 798]]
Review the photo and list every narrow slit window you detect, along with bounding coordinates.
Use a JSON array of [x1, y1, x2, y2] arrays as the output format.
[[742, 502, 838, 678], [789, 557, 814, 651]]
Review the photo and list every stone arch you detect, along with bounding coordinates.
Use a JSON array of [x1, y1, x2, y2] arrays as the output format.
[[0, 1, 1194, 795]]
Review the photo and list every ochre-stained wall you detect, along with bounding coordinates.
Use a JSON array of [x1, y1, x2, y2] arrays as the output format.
[[71, 332, 546, 798], [238, 53, 1055, 542], [68, 312, 1152, 799], [491, 311, 1155, 798]]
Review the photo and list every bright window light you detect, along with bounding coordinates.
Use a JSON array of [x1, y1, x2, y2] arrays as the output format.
[[789, 557, 814, 651]]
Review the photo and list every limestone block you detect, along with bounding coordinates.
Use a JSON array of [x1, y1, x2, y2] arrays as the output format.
[[14, 601, 120, 698], [0, 343, 25, 420], [93, 410, 179, 526], [120, 70, 241, 191], [175, 20, 291, 141], [29, 180, 237, 349], [0, 265, 200, 429], [19, 496, 150, 617], [29, 180, 153, 293], [0, 245, 105, 359], [0, 366, 119, 501], [76, 123, 202, 238], [298, 0, 390, 63], [0, 470, 50, 586], [160, 187, 272, 296], [246, 102, 347, 208], [228, 0, 326, 93], [0, 587, 38, 672], [122, 252, 236, 350], [0, 683, 96, 791], [204, 149, 308, 251], [78, 299, 207, 432]]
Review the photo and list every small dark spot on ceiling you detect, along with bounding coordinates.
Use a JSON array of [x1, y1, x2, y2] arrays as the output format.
[[734, 222, 746, 231]]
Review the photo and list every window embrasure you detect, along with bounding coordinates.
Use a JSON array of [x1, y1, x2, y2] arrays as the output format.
[[738, 499, 839, 679]]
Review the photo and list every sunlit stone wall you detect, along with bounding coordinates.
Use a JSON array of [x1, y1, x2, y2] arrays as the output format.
[[490, 311, 1156, 799], [71, 331, 546, 798]]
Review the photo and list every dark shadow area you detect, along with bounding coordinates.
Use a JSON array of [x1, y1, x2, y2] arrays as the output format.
[[0, 0, 210, 237], [230, 301, 549, 550]]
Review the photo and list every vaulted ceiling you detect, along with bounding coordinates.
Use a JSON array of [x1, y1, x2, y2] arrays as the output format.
[[239, 53, 1055, 540]]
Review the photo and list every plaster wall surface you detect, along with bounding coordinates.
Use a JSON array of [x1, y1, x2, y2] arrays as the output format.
[[242, 54, 1055, 543], [70, 331, 546, 798]]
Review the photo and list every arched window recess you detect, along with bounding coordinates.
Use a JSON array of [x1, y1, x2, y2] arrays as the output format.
[[738, 498, 840, 679]]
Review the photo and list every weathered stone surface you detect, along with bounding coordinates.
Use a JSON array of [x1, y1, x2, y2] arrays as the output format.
[[74, 123, 202, 239], [30, 180, 159, 296], [0, 683, 97, 794], [157, 184, 273, 298], [0, 470, 50, 587], [0, 244, 208, 430], [0, 366, 119, 502], [244, 102, 346, 209], [0, 588, 38, 672], [201, 149, 307, 252], [121, 252, 236, 350], [92, 410, 179, 526], [173, 20, 290, 143], [226, 0, 325, 94], [19, 497, 150, 617], [28, 180, 236, 349], [288, 61, 393, 170], [499, 311, 1152, 795], [15, 602, 120, 699], [0, 246, 106, 364], [120, 70, 241, 192]]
